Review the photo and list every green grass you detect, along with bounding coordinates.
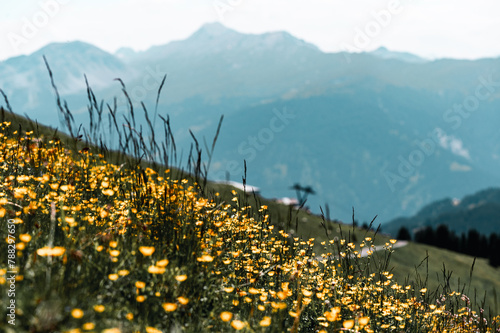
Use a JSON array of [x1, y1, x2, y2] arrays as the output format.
[[390, 242, 500, 315]]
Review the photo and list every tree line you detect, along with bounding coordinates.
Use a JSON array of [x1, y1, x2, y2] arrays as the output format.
[[397, 224, 500, 267]]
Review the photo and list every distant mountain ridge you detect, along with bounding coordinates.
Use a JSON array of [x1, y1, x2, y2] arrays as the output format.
[[121, 23, 320, 63], [0, 41, 125, 111], [383, 188, 500, 236], [2, 41, 125, 91], [369, 46, 428, 63], [1, 22, 500, 224]]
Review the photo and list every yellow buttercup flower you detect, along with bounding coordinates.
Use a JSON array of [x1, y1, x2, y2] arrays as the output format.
[[71, 308, 84, 319], [324, 307, 341, 322], [175, 275, 187, 282], [19, 234, 32, 242], [177, 296, 189, 305], [343, 320, 354, 329], [156, 259, 169, 267], [260, 316, 271, 327], [37, 246, 66, 257], [220, 311, 233, 322], [93, 305, 105, 313], [196, 254, 214, 262], [248, 287, 260, 294], [65, 217, 77, 227], [118, 270, 129, 276], [102, 189, 114, 196], [108, 274, 119, 281], [82, 322, 95, 330], [162, 303, 177, 312], [231, 320, 246, 330], [139, 246, 155, 256], [147, 265, 165, 274], [359, 316, 370, 326]]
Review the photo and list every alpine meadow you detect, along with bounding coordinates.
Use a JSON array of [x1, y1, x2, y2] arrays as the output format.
[[1, 2, 500, 332]]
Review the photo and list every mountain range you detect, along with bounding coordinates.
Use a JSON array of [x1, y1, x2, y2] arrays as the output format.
[[1, 22, 500, 224]]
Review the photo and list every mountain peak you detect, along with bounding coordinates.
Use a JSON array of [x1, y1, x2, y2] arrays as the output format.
[[370, 46, 427, 63], [191, 22, 239, 40], [30, 40, 120, 64], [35, 40, 100, 54], [198, 22, 233, 35], [375, 46, 389, 52]]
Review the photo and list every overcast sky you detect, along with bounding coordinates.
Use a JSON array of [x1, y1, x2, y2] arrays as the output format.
[[1, 0, 499, 61]]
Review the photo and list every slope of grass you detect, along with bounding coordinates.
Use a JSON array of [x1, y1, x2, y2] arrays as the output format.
[[390, 242, 500, 314]]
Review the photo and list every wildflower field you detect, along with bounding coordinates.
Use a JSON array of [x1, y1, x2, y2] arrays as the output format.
[[0, 63, 499, 333], [0, 112, 498, 333]]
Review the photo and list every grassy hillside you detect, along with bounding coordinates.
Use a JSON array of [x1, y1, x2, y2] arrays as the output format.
[[0, 105, 499, 332], [390, 243, 500, 314]]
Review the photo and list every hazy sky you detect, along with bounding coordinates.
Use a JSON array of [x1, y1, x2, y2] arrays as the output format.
[[1, 0, 499, 61]]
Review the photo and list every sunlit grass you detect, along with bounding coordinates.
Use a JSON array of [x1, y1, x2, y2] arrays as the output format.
[[0, 120, 498, 332]]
